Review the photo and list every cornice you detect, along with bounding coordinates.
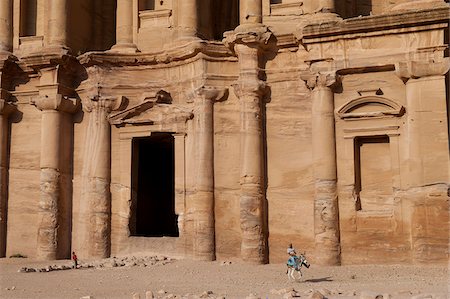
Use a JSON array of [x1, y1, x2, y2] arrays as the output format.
[[302, 7, 450, 42], [78, 40, 233, 68]]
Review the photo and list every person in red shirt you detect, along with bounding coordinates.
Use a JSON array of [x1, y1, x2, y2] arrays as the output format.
[[72, 251, 78, 269]]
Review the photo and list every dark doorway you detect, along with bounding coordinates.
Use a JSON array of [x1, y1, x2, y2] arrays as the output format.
[[131, 133, 178, 237]]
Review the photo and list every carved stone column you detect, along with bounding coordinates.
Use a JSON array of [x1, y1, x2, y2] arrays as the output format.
[[0, 0, 12, 53], [240, 0, 262, 24], [177, 0, 198, 38], [191, 86, 227, 261], [82, 95, 123, 259], [112, 0, 137, 52], [318, 0, 335, 12], [225, 26, 272, 264], [31, 93, 78, 260], [0, 97, 15, 257], [47, 0, 68, 47], [302, 72, 340, 266]]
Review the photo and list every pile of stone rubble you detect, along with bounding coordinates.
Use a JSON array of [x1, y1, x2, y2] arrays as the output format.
[[18, 255, 173, 273], [123, 288, 439, 299]]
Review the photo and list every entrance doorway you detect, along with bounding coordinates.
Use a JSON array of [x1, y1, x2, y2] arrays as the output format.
[[130, 133, 178, 237]]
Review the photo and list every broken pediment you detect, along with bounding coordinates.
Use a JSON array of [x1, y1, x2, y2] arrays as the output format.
[[337, 96, 405, 119], [109, 97, 193, 126]]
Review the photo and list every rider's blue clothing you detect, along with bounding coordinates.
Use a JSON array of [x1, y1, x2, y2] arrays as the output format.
[[287, 256, 298, 267]]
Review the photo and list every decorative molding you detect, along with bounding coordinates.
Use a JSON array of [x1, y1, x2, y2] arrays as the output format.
[[109, 99, 193, 127], [139, 9, 172, 29], [337, 96, 405, 120], [270, 1, 304, 16], [302, 7, 450, 42]]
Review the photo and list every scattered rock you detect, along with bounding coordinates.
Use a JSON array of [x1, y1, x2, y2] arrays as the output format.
[[80, 296, 94, 299], [360, 291, 387, 299], [200, 290, 213, 298], [145, 290, 155, 299], [411, 294, 434, 299], [307, 290, 324, 299], [245, 293, 260, 299], [132, 293, 140, 299], [283, 290, 301, 298], [318, 288, 331, 296], [158, 289, 167, 295]]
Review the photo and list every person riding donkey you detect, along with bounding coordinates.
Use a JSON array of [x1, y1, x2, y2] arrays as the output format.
[[286, 244, 310, 281]]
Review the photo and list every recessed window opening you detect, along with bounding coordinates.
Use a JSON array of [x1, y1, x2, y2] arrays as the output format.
[[130, 133, 178, 237], [335, 0, 372, 19], [20, 0, 37, 37], [354, 135, 392, 211], [211, 0, 239, 40], [139, 0, 155, 10]]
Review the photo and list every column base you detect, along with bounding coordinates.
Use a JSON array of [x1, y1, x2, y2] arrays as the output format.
[[41, 45, 71, 57], [109, 43, 139, 53]]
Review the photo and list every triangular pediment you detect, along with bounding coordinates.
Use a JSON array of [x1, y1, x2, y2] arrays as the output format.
[[109, 100, 193, 126], [337, 96, 405, 119]]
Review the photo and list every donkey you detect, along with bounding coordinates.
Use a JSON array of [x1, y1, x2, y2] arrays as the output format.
[[286, 252, 310, 281]]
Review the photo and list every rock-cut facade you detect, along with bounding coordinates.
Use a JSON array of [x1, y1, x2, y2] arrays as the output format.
[[0, 0, 448, 265]]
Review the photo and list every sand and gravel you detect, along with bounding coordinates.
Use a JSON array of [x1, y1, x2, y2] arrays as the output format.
[[0, 255, 448, 299]]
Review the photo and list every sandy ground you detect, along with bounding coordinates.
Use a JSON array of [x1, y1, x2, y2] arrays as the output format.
[[0, 256, 448, 299]]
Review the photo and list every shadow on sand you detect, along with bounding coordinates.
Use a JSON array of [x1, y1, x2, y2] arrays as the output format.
[[304, 276, 333, 283]]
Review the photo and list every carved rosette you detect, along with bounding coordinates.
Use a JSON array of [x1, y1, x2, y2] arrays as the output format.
[[82, 95, 123, 259], [190, 86, 228, 261], [301, 70, 341, 265], [0, 98, 15, 257]]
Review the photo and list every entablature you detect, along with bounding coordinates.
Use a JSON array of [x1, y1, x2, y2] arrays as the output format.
[[302, 7, 450, 43]]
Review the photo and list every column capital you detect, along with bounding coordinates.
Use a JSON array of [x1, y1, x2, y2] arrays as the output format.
[[0, 97, 15, 116], [31, 94, 79, 113], [188, 86, 229, 103], [300, 70, 340, 91], [224, 24, 274, 52], [395, 58, 450, 81], [82, 94, 125, 114], [233, 78, 268, 99]]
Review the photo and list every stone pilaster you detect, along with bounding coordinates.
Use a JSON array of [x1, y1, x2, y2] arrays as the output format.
[[190, 86, 227, 261], [0, 0, 12, 53], [0, 96, 15, 257], [31, 92, 78, 260], [225, 26, 272, 264], [396, 59, 450, 188], [395, 59, 450, 263], [82, 95, 123, 259], [301, 71, 341, 266], [111, 0, 137, 52]]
